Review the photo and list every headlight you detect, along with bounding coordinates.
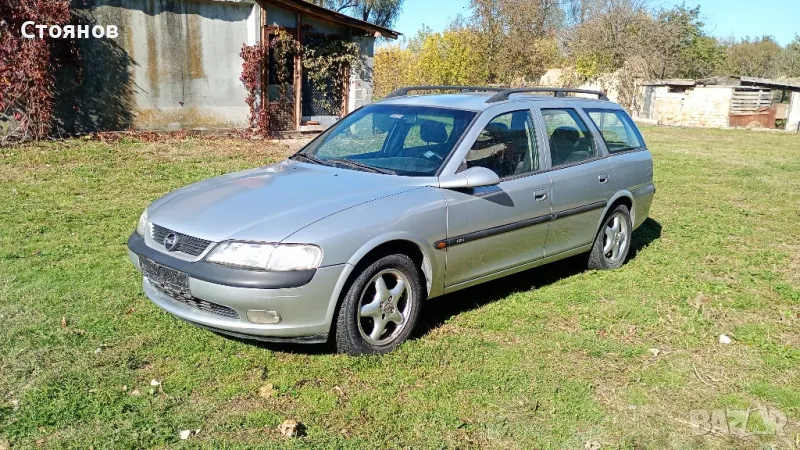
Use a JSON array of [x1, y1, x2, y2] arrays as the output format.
[[268, 244, 324, 271], [136, 209, 149, 236], [205, 242, 322, 271]]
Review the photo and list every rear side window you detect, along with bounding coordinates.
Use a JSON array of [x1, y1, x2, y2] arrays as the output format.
[[586, 109, 644, 153], [541, 108, 596, 167]]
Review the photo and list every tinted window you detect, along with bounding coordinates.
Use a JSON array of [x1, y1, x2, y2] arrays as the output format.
[[541, 109, 596, 167], [302, 104, 476, 176], [461, 110, 539, 178], [586, 109, 644, 152]]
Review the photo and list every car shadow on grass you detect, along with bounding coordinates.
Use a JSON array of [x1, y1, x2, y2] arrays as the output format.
[[227, 218, 662, 354]]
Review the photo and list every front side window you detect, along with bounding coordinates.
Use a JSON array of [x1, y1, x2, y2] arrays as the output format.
[[461, 110, 539, 178], [301, 104, 476, 176], [541, 108, 597, 167], [586, 109, 644, 153]]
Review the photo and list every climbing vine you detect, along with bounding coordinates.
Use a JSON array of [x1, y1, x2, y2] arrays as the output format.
[[240, 31, 300, 134], [303, 34, 362, 114], [240, 29, 362, 135], [240, 41, 269, 133], [0, 0, 72, 141]]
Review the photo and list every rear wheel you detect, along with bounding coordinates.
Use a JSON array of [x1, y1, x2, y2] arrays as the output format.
[[334, 254, 423, 355], [588, 204, 632, 270]]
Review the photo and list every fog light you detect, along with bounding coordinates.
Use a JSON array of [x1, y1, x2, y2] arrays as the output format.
[[247, 310, 281, 324]]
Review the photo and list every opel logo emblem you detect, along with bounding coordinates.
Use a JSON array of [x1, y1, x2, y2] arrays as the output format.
[[163, 233, 179, 251]]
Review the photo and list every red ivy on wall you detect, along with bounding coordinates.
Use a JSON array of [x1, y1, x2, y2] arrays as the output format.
[[240, 31, 302, 136], [239, 42, 270, 135], [0, 0, 71, 140]]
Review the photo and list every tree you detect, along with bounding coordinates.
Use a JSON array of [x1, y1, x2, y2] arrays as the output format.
[[305, 0, 404, 28], [467, 0, 563, 84], [776, 35, 800, 78], [723, 36, 782, 78], [415, 29, 489, 86], [373, 43, 415, 98], [649, 5, 725, 79], [566, 0, 652, 78]]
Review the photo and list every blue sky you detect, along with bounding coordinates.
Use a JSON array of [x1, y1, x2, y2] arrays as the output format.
[[392, 0, 799, 45]]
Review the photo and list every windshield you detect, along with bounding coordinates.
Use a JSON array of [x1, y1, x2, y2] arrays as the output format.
[[299, 104, 477, 176]]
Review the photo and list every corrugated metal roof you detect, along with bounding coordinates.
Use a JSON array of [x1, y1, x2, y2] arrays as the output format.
[[265, 0, 401, 39], [735, 76, 800, 92]]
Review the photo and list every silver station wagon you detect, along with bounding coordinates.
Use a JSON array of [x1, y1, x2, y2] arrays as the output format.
[[128, 86, 655, 355]]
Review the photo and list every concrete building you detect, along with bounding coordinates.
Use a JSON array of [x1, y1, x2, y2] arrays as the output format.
[[632, 77, 800, 132], [58, 0, 399, 134]]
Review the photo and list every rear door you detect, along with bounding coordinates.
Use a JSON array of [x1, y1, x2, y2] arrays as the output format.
[[538, 107, 614, 256], [585, 108, 655, 228], [441, 106, 552, 288]]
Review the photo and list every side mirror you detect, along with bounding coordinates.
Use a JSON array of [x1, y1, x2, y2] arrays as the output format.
[[438, 167, 501, 190]]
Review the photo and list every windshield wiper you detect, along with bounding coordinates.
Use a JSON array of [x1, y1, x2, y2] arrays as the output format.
[[327, 158, 396, 175], [291, 153, 331, 166]]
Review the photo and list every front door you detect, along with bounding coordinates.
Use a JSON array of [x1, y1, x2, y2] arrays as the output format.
[[442, 108, 552, 288], [539, 107, 615, 255]]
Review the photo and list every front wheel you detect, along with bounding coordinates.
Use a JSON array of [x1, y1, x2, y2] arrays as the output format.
[[334, 254, 424, 355], [588, 204, 633, 270]]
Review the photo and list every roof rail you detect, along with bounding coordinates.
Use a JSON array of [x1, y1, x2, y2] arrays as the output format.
[[485, 88, 609, 103], [385, 86, 508, 99]]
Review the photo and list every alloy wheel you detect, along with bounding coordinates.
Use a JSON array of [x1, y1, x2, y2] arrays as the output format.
[[357, 269, 413, 346], [602, 212, 630, 264]]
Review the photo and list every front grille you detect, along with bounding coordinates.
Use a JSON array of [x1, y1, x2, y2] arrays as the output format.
[[151, 224, 213, 256], [149, 279, 240, 320], [169, 293, 240, 319]]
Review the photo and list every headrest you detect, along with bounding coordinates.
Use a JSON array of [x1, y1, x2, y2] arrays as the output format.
[[552, 126, 580, 141], [485, 122, 509, 134], [419, 120, 448, 144]]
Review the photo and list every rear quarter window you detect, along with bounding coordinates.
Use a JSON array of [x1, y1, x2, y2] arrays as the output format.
[[585, 109, 644, 153]]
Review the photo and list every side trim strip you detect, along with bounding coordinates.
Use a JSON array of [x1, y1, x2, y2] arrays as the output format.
[[435, 200, 607, 249], [436, 214, 552, 248], [632, 182, 656, 197], [552, 200, 607, 220]]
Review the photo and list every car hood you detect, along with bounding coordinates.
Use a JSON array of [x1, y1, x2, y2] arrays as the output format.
[[147, 160, 427, 243]]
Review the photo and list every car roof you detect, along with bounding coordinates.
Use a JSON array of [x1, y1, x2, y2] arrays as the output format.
[[375, 92, 623, 112]]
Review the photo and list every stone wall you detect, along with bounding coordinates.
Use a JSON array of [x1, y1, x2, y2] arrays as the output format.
[[348, 36, 375, 113], [636, 86, 733, 129]]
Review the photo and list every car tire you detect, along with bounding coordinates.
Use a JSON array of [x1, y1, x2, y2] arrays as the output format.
[[334, 254, 424, 355], [588, 204, 633, 270]]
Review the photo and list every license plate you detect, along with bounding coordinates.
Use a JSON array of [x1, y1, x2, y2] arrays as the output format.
[[140, 257, 190, 296]]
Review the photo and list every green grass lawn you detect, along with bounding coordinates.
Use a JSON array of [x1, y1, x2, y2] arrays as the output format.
[[1, 128, 799, 449]]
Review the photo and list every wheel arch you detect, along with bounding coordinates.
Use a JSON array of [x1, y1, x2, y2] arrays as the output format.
[[345, 234, 437, 297], [322, 233, 442, 334], [597, 191, 634, 231]]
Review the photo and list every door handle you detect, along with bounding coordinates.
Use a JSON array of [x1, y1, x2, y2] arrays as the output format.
[[534, 190, 548, 202], [598, 173, 609, 184]]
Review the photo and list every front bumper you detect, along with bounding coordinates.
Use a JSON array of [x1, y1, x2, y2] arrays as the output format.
[[127, 233, 346, 342]]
